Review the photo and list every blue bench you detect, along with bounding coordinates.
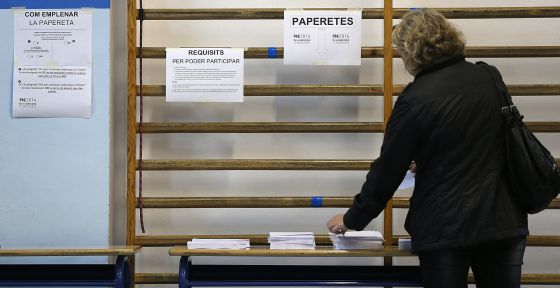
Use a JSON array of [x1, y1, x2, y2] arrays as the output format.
[[0, 246, 140, 287], [170, 246, 422, 288]]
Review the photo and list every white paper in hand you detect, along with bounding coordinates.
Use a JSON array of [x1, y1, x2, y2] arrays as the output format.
[[397, 171, 415, 190]]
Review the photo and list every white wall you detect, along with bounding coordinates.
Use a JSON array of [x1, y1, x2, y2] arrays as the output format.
[[110, 1, 560, 287]]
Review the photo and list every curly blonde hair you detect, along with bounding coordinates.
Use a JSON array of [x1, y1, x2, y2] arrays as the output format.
[[392, 9, 466, 76]]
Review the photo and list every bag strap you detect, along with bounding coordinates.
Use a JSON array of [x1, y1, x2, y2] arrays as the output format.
[[476, 61, 523, 121]]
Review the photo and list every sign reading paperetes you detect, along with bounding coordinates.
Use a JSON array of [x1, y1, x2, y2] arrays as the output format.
[[165, 48, 244, 102], [283, 10, 362, 65]]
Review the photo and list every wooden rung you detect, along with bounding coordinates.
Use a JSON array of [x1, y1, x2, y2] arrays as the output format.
[[136, 234, 275, 246], [139, 85, 384, 96], [516, 274, 560, 285], [136, 196, 353, 208], [525, 235, 560, 246], [136, 197, 560, 210], [464, 46, 560, 58], [412, 7, 560, 19], [548, 198, 560, 209], [137, 122, 385, 133], [137, 159, 372, 170], [138, 7, 560, 20], [135, 272, 560, 284], [137, 159, 560, 171], [137, 46, 560, 59], [137, 84, 560, 96], [139, 47, 350, 59], [135, 234, 560, 247], [169, 246, 413, 257], [0, 246, 142, 256], [526, 122, 560, 132], [136, 122, 560, 133], [508, 85, 560, 96], [390, 235, 560, 247], [392, 197, 410, 208], [134, 196, 403, 209]]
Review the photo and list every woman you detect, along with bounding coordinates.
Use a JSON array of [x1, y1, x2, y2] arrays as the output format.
[[327, 8, 528, 288]]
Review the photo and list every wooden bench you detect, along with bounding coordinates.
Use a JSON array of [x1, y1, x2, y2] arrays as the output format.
[[0, 246, 141, 287], [169, 246, 422, 288]]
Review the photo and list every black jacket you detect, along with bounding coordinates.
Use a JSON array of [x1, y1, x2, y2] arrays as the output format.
[[343, 54, 528, 253]]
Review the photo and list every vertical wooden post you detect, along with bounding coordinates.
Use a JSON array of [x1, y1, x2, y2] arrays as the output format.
[[126, 0, 137, 286], [383, 0, 394, 268]]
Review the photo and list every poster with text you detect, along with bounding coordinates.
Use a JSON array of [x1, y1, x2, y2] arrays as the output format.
[[12, 9, 92, 118], [166, 48, 244, 102], [284, 10, 362, 65]]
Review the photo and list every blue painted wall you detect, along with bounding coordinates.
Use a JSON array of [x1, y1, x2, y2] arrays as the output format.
[[0, 5, 110, 264]]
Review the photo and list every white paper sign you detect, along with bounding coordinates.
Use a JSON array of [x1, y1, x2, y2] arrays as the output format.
[[166, 48, 244, 102], [284, 10, 362, 65], [12, 9, 93, 118]]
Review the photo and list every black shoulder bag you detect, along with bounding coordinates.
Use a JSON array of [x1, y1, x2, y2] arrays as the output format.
[[477, 61, 560, 214]]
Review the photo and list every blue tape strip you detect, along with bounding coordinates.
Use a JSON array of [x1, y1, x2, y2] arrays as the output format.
[[410, 8, 417, 10], [267, 47, 278, 58], [311, 196, 323, 208], [0, 0, 110, 9]]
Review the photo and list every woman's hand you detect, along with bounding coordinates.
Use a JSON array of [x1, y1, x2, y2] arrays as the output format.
[[327, 214, 348, 234]]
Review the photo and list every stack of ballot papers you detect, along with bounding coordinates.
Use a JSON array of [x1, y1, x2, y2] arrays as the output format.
[[268, 232, 316, 250], [187, 238, 250, 250], [329, 231, 384, 250], [398, 238, 412, 250]]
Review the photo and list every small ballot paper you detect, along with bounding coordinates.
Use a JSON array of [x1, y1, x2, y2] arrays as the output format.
[[187, 239, 250, 250], [398, 238, 412, 250]]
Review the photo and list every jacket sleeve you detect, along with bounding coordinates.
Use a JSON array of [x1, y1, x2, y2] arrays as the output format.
[[343, 94, 418, 230]]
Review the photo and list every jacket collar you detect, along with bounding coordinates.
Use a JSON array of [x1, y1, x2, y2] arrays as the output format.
[[414, 53, 466, 79]]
